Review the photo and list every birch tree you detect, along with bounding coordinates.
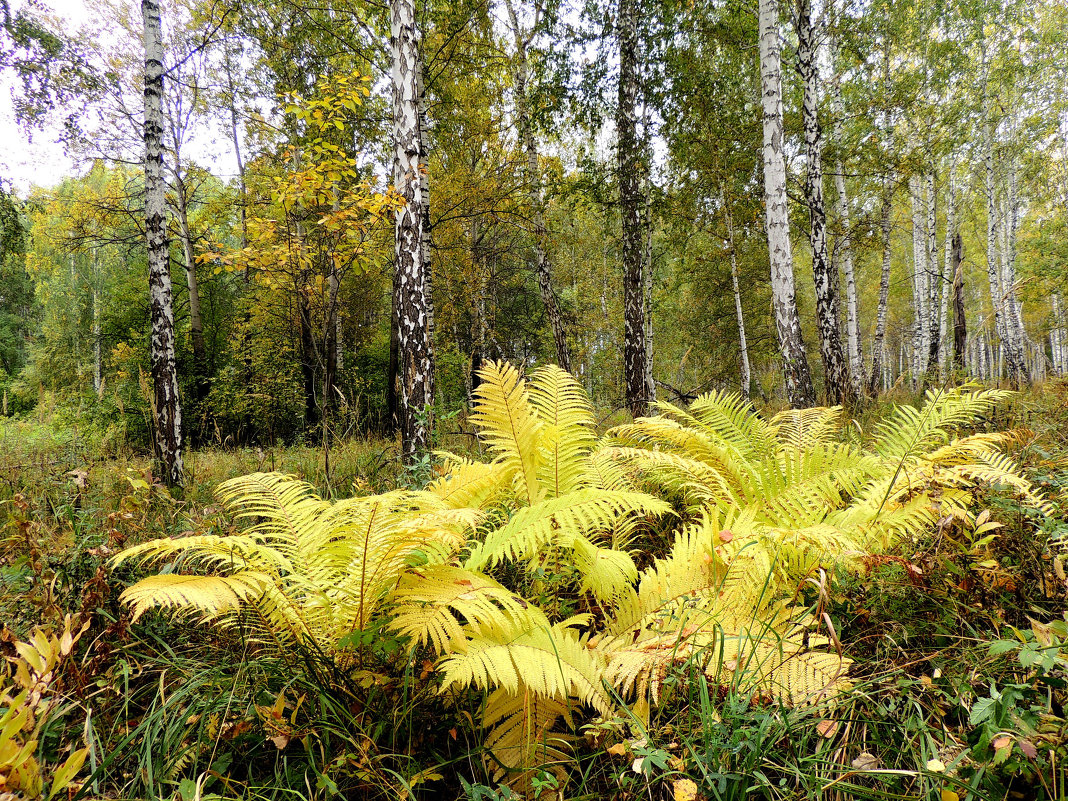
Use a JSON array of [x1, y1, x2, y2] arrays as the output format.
[[724, 194, 751, 401], [759, 0, 813, 407], [796, 0, 850, 405], [143, 0, 183, 486], [828, 34, 861, 393], [392, 0, 434, 458]]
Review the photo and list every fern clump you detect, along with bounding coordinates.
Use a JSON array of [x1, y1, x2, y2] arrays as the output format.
[[113, 472, 479, 651], [114, 365, 1048, 793], [607, 385, 1048, 584]]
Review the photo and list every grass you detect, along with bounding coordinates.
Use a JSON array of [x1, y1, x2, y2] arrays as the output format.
[[3, 386, 1068, 799]]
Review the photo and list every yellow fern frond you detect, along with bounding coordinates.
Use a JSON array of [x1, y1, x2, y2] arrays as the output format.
[[463, 488, 671, 573], [481, 689, 574, 789], [389, 565, 545, 653], [771, 406, 842, 451], [422, 459, 508, 510], [471, 361, 544, 505], [120, 573, 269, 623], [528, 364, 597, 498], [438, 621, 611, 714], [680, 390, 777, 458]]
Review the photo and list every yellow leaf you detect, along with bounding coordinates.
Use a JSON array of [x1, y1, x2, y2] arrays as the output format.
[[941, 790, 959, 801], [47, 746, 88, 800], [673, 778, 699, 801]]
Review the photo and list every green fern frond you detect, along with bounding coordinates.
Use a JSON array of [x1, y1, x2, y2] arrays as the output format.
[[471, 361, 544, 505], [681, 390, 777, 458], [873, 386, 1012, 461]]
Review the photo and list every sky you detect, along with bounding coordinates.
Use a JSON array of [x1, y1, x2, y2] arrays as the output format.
[[0, 0, 91, 194]]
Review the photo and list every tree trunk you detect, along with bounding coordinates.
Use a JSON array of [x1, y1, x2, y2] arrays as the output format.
[[324, 266, 340, 416], [796, 0, 849, 406], [952, 233, 966, 372], [908, 174, 927, 381], [983, 88, 1026, 386], [1003, 163, 1030, 383], [760, 0, 814, 408], [642, 153, 655, 404], [868, 173, 893, 396], [392, 0, 434, 459], [92, 247, 101, 396], [298, 282, 319, 428], [175, 183, 208, 399], [725, 197, 751, 401], [143, 0, 182, 487], [1050, 296, 1059, 378], [618, 0, 648, 417], [504, 0, 572, 374], [921, 173, 941, 385], [386, 282, 399, 435], [829, 52, 861, 394], [938, 172, 955, 376]]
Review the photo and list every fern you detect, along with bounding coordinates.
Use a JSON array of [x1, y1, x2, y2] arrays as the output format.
[[116, 366, 1041, 795], [469, 361, 544, 504], [113, 474, 470, 650]]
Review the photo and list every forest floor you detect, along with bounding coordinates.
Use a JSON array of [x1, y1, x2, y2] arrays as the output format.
[[2, 385, 1068, 800]]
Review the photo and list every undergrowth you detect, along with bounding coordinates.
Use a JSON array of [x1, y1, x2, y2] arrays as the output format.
[[2, 375, 1068, 799]]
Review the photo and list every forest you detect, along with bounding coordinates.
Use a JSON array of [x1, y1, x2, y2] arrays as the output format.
[[2, 0, 1068, 797]]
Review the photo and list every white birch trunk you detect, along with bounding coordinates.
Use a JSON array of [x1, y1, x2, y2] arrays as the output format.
[[143, 0, 182, 486], [725, 197, 751, 401], [759, 0, 813, 407], [909, 174, 927, 380], [939, 172, 955, 376], [392, 0, 434, 458]]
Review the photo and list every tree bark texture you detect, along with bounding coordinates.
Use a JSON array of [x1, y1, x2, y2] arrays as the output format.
[[983, 91, 1026, 386], [760, 0, 814, 408], [796, 0, 850, 406], [618, 0, 649, 417], [829, 60, 862, 393], [143, 0, 183, 486], [392, 0, 434, 459], [938, 173, 955, 376], [922, 173, 941, 384], [869, 173, 893, 396], [726, 199, 751, 401]]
